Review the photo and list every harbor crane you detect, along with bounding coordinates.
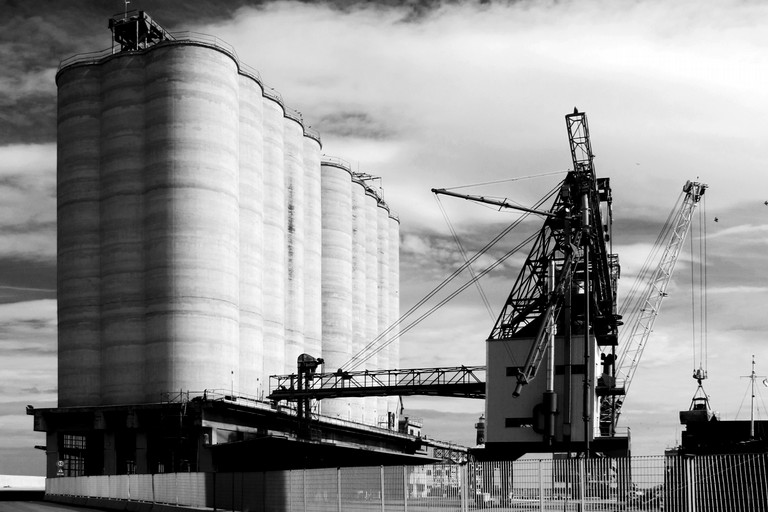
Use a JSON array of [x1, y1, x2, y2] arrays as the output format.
[[268, 110, 670, 457], [601, 180, 707, 436]]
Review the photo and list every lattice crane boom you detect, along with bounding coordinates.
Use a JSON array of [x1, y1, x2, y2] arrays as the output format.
[[604, 180, 707, 431]]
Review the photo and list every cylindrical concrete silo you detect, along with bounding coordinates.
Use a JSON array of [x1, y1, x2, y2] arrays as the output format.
[[363, 187, 380, 425], [57, 65, 102, 407], [238, 74, 265, 398], [302, 133, 322, 361], [387, 212, 401, 416], [283, 114, 305, 372], [320, 158, 353, 419], [349, 177, 368, 423], [261, 94, 286, 381], [143, 45, 240, 399], [99, 55, 146, 404], [376, 198, 391, 422]]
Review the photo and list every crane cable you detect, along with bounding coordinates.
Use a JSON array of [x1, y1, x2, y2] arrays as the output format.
[[341, 182, 563, 371], [617, 191, 683, 319], [691, 194, 708, 376], [613, 190, 684, 372], [435, 194, 496, 321], [343, 231, 539, 372]]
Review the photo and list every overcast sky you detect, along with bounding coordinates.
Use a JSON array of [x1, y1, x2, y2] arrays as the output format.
[[2, 0, 768, 475]]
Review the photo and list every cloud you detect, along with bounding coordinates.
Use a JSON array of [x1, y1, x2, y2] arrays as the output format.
[[318, 111, 394, 139], [0, 144, 56, 260]]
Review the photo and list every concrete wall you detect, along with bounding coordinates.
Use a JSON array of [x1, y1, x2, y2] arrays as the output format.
[[143, 45, 241, 402], [364, 189, 380, 425], [58, 64, 102, 406], [238, 75, 265, 398], [320, 160, 353, 420], [376, 200, 391, 421], [350, 178, 368, 423]]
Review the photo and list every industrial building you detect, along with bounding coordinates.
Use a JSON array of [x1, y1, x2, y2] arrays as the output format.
[[30, 10, 419, 478]]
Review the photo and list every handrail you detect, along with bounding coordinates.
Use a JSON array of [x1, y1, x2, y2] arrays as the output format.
[[57, 31, 320, 146], [321, 155, 352, 172]]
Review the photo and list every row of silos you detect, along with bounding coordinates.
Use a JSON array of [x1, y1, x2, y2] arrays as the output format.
[[319, 160, 400, 423], [57, 41, 399, 425]]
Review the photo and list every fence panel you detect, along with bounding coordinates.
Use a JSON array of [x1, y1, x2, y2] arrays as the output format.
[[305, 467, 338, 512], [340, 466, 381, 512], [130, 473, 154, 502], [215, 472, 234, 510], [88, 475, 110, 498], [264, 470, 291, 512], [108, 474, 130, 500], [405, 463, 462, 511], [153, 472, 177, 505], [241, 471, 266, 511], [383, 466, 405, 512], [290, 469, 306, 512], [175, 471, 209, 507]]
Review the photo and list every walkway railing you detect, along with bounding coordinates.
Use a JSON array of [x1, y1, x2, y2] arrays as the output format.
[[46, 454, 768, 511]]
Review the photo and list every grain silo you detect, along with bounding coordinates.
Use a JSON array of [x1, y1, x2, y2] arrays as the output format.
[[55, 12, 399, 425], [376, 198, 391, 423], [237, 71, 265, 397], [33, 11, 417, 479], [319, 158, 354, 419], [350, 176, 368, 423]]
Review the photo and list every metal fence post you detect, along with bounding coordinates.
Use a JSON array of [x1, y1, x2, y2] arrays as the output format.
[[686, 457, 697, 512], [539, 460, 544, 512], [579, 458, 586, 512], [380, 466, 385, 512], [403, 465, 408, 512], [460, 464, 468, 512], [212, 472, 217, 512], [337, 468, 342, 512]]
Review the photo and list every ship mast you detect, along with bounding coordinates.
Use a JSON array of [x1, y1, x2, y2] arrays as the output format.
[[742, 355, 766, 439]]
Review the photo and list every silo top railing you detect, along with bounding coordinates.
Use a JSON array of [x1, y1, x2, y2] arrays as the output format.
[[57, 31, 320, 146]]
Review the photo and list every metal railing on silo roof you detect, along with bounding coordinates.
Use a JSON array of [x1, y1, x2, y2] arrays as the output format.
[[56, 30, 323, 144], [283, 106, 303, 124], [58, 30, 234, 71], [58, 30, 263, 89], [321, 156, 353, 172], [303, 126, 322, 145]]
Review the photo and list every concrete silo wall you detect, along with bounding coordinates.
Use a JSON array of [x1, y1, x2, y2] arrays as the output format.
[[56, 41, 400, 423], [320, 160, 353, 419], [260, 97, 286, 381], [387, 213, 401, 416], [57, 65, 102, 407], [376, 200, 391, 422], [302, 137, 322, 363], [350, 178, 368, 423], [363, 189, 380, 424], [238, 75, 265, 397], [283, 117, 305, 372], [99, 56, 146, 404], [143, 46, 241, 400]]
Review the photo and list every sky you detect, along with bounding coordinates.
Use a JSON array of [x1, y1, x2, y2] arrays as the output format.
[[2, 0, 768, 475]]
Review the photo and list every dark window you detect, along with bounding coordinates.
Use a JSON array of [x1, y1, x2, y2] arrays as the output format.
[[505, 418, 534, 428], [62, 434, 87, 476]]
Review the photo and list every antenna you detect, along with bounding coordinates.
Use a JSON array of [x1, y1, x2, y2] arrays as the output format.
[[741, 355, 767, 439]]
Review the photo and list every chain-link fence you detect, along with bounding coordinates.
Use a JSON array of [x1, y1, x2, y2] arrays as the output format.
[[46, 453, 768, 511]]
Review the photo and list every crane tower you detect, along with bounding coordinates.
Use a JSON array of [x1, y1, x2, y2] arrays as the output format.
[[479, 111, 624, 458]]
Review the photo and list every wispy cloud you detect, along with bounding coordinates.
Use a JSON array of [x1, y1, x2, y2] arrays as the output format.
[[0, 144, 56, 260]]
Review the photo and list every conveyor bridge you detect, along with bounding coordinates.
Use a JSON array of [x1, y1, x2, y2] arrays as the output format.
[[269, 365, 486, 401]]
